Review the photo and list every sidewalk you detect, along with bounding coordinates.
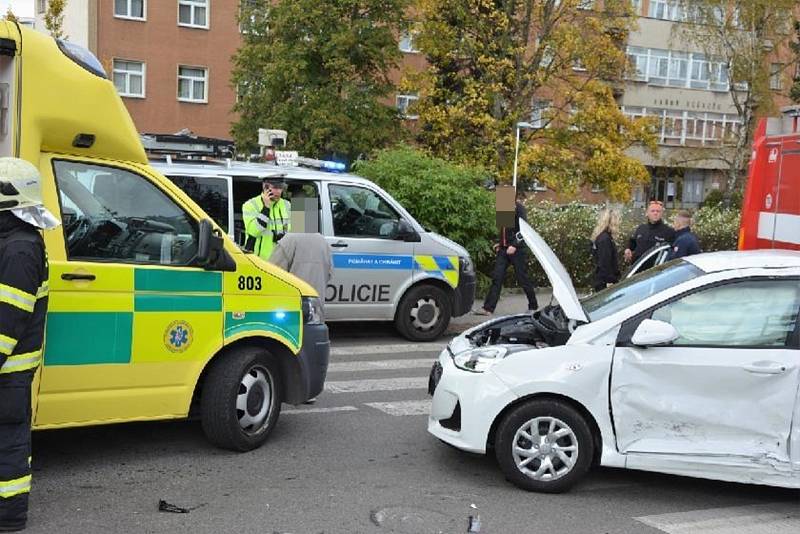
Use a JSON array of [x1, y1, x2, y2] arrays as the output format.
[[447, 287, 554, 335]]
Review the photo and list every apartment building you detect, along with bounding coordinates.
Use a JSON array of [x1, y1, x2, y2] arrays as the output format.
[[619, 0, 793, 207], [35, 0, 241, 139]]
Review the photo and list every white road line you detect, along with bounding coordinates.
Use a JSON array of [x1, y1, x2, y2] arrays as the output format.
[[635, 503, 800, 534], [330, 343, 447, 356], [327, 358, 434, 373], [325, 376, 427, 394], [365, 400, 431, 416], [283, 406, 359, 415]]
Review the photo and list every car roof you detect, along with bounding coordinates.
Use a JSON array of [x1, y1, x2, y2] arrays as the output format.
[[685, 249, 800, 272], [149, 159, 375, 186]]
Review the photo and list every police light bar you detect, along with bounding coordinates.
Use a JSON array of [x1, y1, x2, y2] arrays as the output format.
[[274, 151, 346, 172]]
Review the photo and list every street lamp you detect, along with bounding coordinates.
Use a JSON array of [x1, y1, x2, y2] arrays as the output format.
[[512, 121, 536, 189]]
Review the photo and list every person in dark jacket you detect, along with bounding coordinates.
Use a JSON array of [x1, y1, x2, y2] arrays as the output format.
[[667, 210, 702, 260], [474, 193, 538, 315], [624, 200, 676, 264], [591, 208, 621, 291], [0, 158, 59, 532]]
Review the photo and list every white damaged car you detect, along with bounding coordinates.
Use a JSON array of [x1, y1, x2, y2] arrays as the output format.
[[428, 220, 800, 493]]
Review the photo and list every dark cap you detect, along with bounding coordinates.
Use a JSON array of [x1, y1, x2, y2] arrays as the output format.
[[262, 176, 287, 188]]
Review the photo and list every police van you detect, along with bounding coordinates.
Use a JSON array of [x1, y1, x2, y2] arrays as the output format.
[[145, 135, 476, 341], [1, 23, 328, 451]]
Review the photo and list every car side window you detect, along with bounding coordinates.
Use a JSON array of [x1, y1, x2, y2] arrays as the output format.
[[651, 279, 800, 347], [54, 160, 199, 265], [328, 184, 402, 239]]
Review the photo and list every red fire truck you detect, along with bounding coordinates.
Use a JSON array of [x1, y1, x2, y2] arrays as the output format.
[[739, 107, 800, 251]]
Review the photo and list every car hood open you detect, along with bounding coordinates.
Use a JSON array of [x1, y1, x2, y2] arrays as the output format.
[[518, 219, 588, 323]]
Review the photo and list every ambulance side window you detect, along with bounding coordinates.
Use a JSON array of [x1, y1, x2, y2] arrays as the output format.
[[329, 184, 402, 239], [53, 160, 199, 266]]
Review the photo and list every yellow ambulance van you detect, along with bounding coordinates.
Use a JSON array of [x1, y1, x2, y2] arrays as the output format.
[[0, 22, 329, 451]]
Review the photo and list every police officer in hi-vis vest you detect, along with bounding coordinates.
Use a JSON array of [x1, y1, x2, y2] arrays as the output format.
[[242, 177, 291, 261], [0, 158, 60, 532]]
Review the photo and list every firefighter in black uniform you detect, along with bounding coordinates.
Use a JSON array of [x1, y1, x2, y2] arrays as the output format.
[[0, 158, 59, 532]]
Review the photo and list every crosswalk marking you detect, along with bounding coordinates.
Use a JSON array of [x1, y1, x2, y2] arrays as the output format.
[[283, 406, 358, 415], [325, 376, 427, 394], [330, 343, 446, 356], [635, 503, 800, 534], [327, 358, 433, 373], [365, 400, 431, 416]]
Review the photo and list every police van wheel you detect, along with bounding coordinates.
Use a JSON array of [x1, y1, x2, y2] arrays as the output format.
[[395, 284, 451, 342], [200, 347, 282, 452]]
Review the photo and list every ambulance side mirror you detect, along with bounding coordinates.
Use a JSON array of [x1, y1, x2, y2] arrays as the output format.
[[196, 219, 235, 271]]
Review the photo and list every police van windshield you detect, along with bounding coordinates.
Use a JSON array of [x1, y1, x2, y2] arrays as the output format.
[[54, 160, 199, 265]]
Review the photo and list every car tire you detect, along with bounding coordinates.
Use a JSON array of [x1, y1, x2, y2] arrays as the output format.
[[495, 399, 593, 493], [200, 346, 282, 452], [395, 284, 452, 341]]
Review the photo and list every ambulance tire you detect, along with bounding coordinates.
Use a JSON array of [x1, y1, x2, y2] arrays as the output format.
[[395, 284, 451, 342], [201, 347, 282, 452]]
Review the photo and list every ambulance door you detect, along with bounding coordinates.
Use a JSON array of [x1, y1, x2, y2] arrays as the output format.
[[323, 182, 414, 321], [37, 157, 219, 427]]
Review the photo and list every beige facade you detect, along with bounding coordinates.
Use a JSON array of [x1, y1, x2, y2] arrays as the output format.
[[619, 4, 793, 207]]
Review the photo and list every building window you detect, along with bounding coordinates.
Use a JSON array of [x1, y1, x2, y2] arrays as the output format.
[[399, 32, 420, 53], [113, 59, 145, 98], [530, 100, 552, 129], [625, 46, 728, 92], [396, 93, 419, 119], [178, 66, 208, 103], [577, 1, 594, 10], [648, 0, 681, 21], [630, 0, 642, 15], [770, 63, 784, 91], [622, 106, 741, 147], [114, 0, 146, 20], [178, 0, 209, 29]]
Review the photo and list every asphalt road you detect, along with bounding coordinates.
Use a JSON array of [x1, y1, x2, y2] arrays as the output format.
[[25, 323, 800, 534]]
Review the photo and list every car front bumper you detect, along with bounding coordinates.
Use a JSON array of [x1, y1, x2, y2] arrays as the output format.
[[285, 323, 330, 404], [427, 346, 517, 454], [453, 270, 476, 317]]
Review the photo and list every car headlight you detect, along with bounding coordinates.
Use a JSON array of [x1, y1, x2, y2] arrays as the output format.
[[459, 256, 474, 274], [451, 346, 508, 373], [302, 297, 324, 325]]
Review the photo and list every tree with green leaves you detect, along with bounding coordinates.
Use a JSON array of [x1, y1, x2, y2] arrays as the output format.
[[232, 0, 410, 163], [676, 0, 798, 206], [409, 0, 657, 201], [45, 0, 67, 40]]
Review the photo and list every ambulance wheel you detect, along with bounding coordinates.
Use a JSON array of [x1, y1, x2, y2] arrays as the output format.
[[201, 347, 282, 452], [395, 284, 451, 341]]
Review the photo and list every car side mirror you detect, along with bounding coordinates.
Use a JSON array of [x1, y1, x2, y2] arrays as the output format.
[[631, 319, 679, 347], [196, 219, 236, 271], [396, 219, 421, 242]]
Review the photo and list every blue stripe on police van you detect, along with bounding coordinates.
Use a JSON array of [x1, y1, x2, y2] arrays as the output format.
[[433, 256, 456, 271], [332, 254, 413, 270]]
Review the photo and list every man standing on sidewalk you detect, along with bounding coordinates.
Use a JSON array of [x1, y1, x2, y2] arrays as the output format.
[[474, 191, 538, 316]]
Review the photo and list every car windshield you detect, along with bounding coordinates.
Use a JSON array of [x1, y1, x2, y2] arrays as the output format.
[[581, 260, 704, 322]]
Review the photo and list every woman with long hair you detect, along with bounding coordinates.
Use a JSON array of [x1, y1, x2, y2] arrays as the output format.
[[591, 207, 621, 292]]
